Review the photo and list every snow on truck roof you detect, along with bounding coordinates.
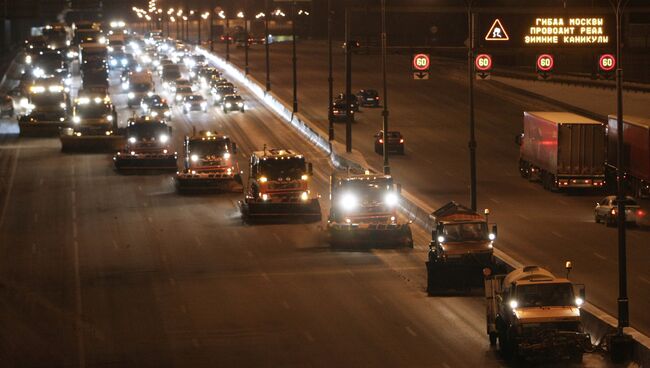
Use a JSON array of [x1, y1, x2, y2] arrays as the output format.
[[526, 111, 601, 125]]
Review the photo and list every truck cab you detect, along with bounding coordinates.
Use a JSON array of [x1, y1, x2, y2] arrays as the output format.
[[328, 173, 412, 248], [485, 265, 589, 362], [240, 148, 321, 220], [175, 130, 243, 192], [113, 117, 177, 171], [124, 71, 154, 107], [18, 82, 69, 135], [70, 94, 116, 135]]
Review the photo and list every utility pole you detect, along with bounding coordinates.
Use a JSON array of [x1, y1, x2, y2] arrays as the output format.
[[265, 0, 271, 91], [291, 0, 298, 112], [344, 7, 352, 153], [198, 15, 201, 45], [381, 0, 389, 175], [244, 0, 249, 75], [210, 4, 215, 52], [466, 1, 477, 211], [327, 0, 334, 141], [610, 0, 633, 363], [226, 17, 230, 61]]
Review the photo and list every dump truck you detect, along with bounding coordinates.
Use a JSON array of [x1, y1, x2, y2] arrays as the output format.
[[175, 130, 243, 193], [239, 148, 321, 221], [113, 117, 177, 171], [517, 112, 606, 191], [607, 115, 650, 198], [426, 202, 499, 293], [18, 82, 69, 136], [484, 264, 590, 363], [327, 172, 412, 248], [60, 93, 122, 152]]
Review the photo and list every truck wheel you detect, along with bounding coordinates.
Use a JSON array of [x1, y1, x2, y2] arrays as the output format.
[[518, 159, 529, 179], [594, 214, 601, 223]]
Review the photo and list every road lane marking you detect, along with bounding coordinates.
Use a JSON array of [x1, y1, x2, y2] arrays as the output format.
[[373, 295, 383, 305], [33, 213, 38, 223], [445, 171, 454, 177], [272, 233, 281, 243], [194, 236, 202, 247], [0, 148, 19, 231], [282, 300, 291, 310], [347, 269, 355, 277], [405, 326, 417, 337], [639, 276, 650, 285], [593, 252, 606, 260], [551, 231, 563, 238], [517, 213, 530, 221], [489, 197, 500, 204], [192, 338, 200, 348], [73, 239, 86, 368], [261, 272, 271, 281], [304, 331, 315, 342], [39, 178, 44, 186], [147, 216, 153, 223], [112, 240, 118, 250], [246, 250, 254, 258], [169, 277, 176, 286]]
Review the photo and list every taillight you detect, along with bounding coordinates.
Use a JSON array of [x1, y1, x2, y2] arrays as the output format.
[[399, 139, 404, 143], [375, 96, 379, 100], [638, 209, 646, 217], [611, 208, 617, 215], [379, 139, 383, 143]]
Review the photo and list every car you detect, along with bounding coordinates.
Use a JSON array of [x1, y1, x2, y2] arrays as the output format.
[[222, 94, 245, 113], [141, 95, 172, 120], [356, 89, 380, 107], [182, 95, 208, 113], [331, 100, 354, 122], [0, 95, 14, 117], [212, 82, 235, 104], [173, 85, 194, 104], [594, 195, 645, 226], [374, 130, 404, 155], [336, 93, 358, 111]]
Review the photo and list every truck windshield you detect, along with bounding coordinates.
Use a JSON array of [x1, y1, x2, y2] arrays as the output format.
[[127, 124, 169, 139], [515, 283, 575, 308], [442, 222, 488, 242], [131, 83, 151, 92], [260, 157, 305, 179], [75, 103, 111, 118], [32, 93, 65, 106], [163, 70, 181, 79], [190, 139, 229, 156]]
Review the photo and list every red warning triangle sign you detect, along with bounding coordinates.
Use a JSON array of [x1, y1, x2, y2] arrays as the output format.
[[485, 19, 509, 41]]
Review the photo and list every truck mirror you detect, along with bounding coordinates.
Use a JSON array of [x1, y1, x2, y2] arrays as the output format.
[[515, 133, 523, 146], [579, 285, 586, 300], [396, 184, 402, 194], [491, 224, 498, 238], [168, 126, 173, 134], [232, 142, 237, 154], [307, 162, 313, 176]]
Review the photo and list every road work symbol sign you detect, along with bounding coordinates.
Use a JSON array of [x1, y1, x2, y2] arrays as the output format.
[[412, 53, 430, 80], [485, 19, 510, 41], [413, 71, 429, 80]]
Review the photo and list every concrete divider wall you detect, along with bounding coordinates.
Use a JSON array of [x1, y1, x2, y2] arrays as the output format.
[[197, 46, 650, 365]]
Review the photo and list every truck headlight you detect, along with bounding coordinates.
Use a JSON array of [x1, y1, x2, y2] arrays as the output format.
[[159, 134, 169, 143], [151, 111, 158, 117], [237, 102, 243, 107], [184, 103, 191, 109], [106, 115, 113, 122], [122, 83, 129, 90], [223, 152, 230, 159], [163, 110, 171, 116], [129, 137, 136, 143], [575, 297, 584, 307], [20, 98, 28, 107], [340, 193, 358, 211], [488, 233, 496, 241], [60, 102, 66, 109], [509, 300, 518, 309], [128, 92, 135, 99], [215, 94, 221, 100], [437, 235, 445, 243], [191, 154, 199, 162], [110, 59, 117, 66], [200, 101, 207, 108], [73, 116, 81, 124], [66, 51, 75, 59], [300, 192, 309, 201], [301, 174, 308, 180], [262, 193, 269, 201], [259, 176, 268, 183], [25, 55, 32, 64], [176, 95, 182, 101], [384, 192, 398, 207], [225, 103, 232, 108]]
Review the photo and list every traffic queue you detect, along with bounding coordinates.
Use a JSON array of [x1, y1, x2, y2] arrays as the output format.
[[7, 22, 600, 365]]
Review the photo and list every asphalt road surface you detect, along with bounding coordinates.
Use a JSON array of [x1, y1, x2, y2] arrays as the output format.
[[209, 39, 650, 337], [0, 47, 616, 367]]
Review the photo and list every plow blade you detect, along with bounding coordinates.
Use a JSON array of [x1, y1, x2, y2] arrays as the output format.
[[240, 199, 322, 222], [426, 256, 501, 294], [328, 223, 413, 248], [60, 135, 125, 153], [113, 155, 178, 171], [19, 122, 65, 137], [175, 175, 244, 193]]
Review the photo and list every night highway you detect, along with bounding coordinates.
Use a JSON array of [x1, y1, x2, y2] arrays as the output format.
[[0, 0, 649, 367]]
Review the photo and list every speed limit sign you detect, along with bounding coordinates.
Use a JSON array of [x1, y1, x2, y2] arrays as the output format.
[[536, 54, 554, 72], [598, 54, 616, 72], [475, 54, 492, 71], [412, 54, 430, 71]]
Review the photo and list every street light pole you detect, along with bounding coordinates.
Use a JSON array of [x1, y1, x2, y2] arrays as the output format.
[[226, 18, 230, 61], [265, 0, 271, 91], [466, 1, 477, 211], [291, 1, 298, 113], [327, 0, 334, 141], [344, 6, 352, 153], [198, 16, 201, 46], [381, 0, 389, 175], [244, 0, 250, 75]]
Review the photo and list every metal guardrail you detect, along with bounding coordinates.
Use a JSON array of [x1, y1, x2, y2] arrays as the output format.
[[197, 45, 650, 366]]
